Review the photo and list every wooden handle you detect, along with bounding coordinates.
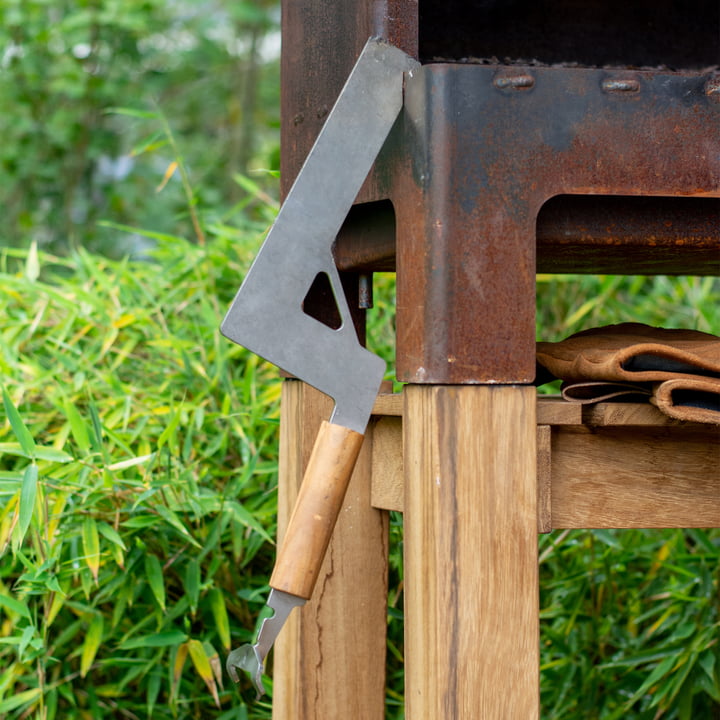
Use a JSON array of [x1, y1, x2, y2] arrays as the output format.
[[270, 420, 364, 599]]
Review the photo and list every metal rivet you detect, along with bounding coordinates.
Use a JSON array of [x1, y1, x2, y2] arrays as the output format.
[[493, 73, 535, 91], [602, 78, 640, 94], [293, 112, 304, 126], [317, 105, 329, 119], [705, 76, 720, 103]]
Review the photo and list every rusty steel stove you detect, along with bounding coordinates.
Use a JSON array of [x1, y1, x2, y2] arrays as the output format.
[[282, 0, 719, 385]]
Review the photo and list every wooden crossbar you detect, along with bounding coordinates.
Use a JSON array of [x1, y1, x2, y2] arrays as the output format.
[[370, 394, 720, 531]]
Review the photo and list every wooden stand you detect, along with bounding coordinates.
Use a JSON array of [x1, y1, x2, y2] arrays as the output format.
[[273, 387, 719, 718], [403, 385, 539, 718], [272, 381, 388, 719]]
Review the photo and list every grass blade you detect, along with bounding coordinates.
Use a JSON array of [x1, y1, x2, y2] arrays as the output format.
[[82, 516, 101, 583], [144, 553, 166, 611], [187, 638, 220, 707], [208, 587, 231, 651], [16, 464, 38, 547], [2, 388, 36, 459], [81, 614, 104, 677], [186, 558, 200, 616]]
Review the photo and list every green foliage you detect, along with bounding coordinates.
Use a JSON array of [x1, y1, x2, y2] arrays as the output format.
[[0, 227, 281, 718], [0, 0, 280, 255], [536, 273, 720, 341], [540, 528, 720, 719]]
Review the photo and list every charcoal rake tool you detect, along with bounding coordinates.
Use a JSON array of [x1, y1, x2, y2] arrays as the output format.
[[221, 38, 419, 698]]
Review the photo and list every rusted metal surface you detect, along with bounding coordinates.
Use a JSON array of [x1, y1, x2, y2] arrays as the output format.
[[392, 65, 720, 384], [536, 196, 720, 275], [334, 201, 397, 272], [280, 0, 418, 200], [280, 0, 719, 385], [279, 0, 417, 361], [333, 196, 720, 275]]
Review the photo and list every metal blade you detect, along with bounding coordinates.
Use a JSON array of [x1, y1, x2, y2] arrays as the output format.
[[220, 38, 418, 433], [226, 589, 305, 698]]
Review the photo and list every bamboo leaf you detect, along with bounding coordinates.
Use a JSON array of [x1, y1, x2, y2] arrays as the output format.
[[96, 522, 127, 551], [144, 553, 165, 611], [81, 614, 104, 677], [82, 515, 101, 582], [119, 630, 188, 650], [0, 443, 70, 463], [97, 522, 125, 568], [87, 398, 105, 457], [46, 491, 68, 546], [208, 587, 231, 651], [0, 592, 31, 619], [18, 624, 35, 659], [226, 501, 273, 544], [63, 399, 91, 455], [2, 388, 36, 459], [157, 403, 183, 453], [16, 463, 38, 546], [47, 590, 65, 627], [185, 558, 200, 616], [146, 671, 161, 717], [106, 453, 155, 471], [628, 654, 677, 705], [699, 650, 716, 681], [0, 688, 42, 714], [203, 640, 223, 690], [187, 638, 220, 707], [154, 504, 201, 547], [32, 446, 73, 463], [171, 642, 189, 703]]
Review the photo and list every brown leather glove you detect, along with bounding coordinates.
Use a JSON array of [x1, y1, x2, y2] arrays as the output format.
[[537, 323, 720, 424], [536, 323, 720, 383], [652, 377, 720, 425]]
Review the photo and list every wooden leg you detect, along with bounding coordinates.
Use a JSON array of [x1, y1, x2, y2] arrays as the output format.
[[272, 380, 389, 719], [403, 385, 539, 719]]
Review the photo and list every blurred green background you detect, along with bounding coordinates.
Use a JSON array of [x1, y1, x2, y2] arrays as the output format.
[[0, 0, 280, 257]]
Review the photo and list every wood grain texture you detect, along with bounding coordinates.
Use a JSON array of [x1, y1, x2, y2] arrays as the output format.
[[537, 425, 553, 534], [372, 390, 404, 416], [376, 393, 583, 423], [551, 425, 720, 529], [370, 415, 404, 512], [368, 404, 719, 529], [403, 385, 540, 719], [270, 420, 363, 599], [373, 393, 678, 426], [537, 396, 583, 425], [272, 381, 389, 720], [582, 401, 689, 426]]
